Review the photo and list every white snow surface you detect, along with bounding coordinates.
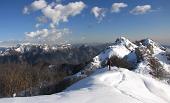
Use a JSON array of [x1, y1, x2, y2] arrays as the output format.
[[92, 37, 138, 67], [1, 67, 170, 103]]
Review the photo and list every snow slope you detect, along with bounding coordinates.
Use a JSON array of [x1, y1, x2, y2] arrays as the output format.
[[1, 67, 170, 103], [92, 37, 137, 67]]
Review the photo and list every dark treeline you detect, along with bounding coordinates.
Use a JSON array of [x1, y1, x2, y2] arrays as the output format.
[[0, 44, 109, 97]]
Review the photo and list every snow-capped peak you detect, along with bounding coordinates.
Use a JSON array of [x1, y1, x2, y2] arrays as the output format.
[[140, 38, 166, 51], [115, 37, 131, 45], [91, 37, 138, 69], [115, 37, 137, 51], [81, 37, 170, 84]]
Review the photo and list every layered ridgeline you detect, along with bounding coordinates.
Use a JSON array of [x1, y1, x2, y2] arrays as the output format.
[[0, 43, 107, 64], [1, 37, 170, 103]]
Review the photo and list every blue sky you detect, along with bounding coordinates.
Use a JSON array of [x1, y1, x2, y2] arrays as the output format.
[[0, 0, 170, 44]]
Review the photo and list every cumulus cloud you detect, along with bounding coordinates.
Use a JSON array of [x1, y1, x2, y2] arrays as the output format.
[[23, 0, 47, 14], [23, 1, 86, 25], [49, 23, 56, 29], [23, 6, 30, 14], [130, 5, 151, 15], [36, 16, 48, 23], [91, 7, 106, 22], [31, 0, 47, 10], [25, 29, 48, 38], [25, 28, 71, 43], [111, 3, 128, 13], [23, 1, 85, 44], [56, 0, 61, 3], [35, 23, 41, 28], [41, 1, 86, 24]]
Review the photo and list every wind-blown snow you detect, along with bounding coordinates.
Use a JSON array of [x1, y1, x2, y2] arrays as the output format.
[[1, 67, 170, 103]]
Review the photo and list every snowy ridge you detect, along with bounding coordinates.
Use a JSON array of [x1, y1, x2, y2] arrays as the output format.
[[114, 37, 138, 50], [136, 38, 170, 77], [1, 67, 170, 103], [65, 37, 170, 92], [141, 38, 165, 50], [92, 37, 137, 67], [74, 37, 170, 83], [73, 37, 138, 79]]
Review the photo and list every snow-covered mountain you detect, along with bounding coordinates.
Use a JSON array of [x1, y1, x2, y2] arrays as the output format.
[[0, 37, 170, 103], [75, 37, 170, 83]]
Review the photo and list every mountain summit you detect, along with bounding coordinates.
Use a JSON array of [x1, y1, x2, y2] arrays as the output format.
[[77, 37, 170, 83]]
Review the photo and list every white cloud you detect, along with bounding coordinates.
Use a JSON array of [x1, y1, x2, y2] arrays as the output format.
[[23, 1, 85, 44], [25, 29, 48, 38], [91, 7, 106, 22], [111, 3, 128, 13], [36, 16, 48, 23], [31, 0, 47, 10], [23, 1, 86, 25], [25, 28, 71, 44], [23, 6, 30, 14], [130, 5, 151, 15], [23, 0, 47, 14], [56, 0, 61, 3], [35, 23, 41, 28], [25, 28, 71, 43], [41, 1, 86, 24], [49, 23, 56, 29]]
